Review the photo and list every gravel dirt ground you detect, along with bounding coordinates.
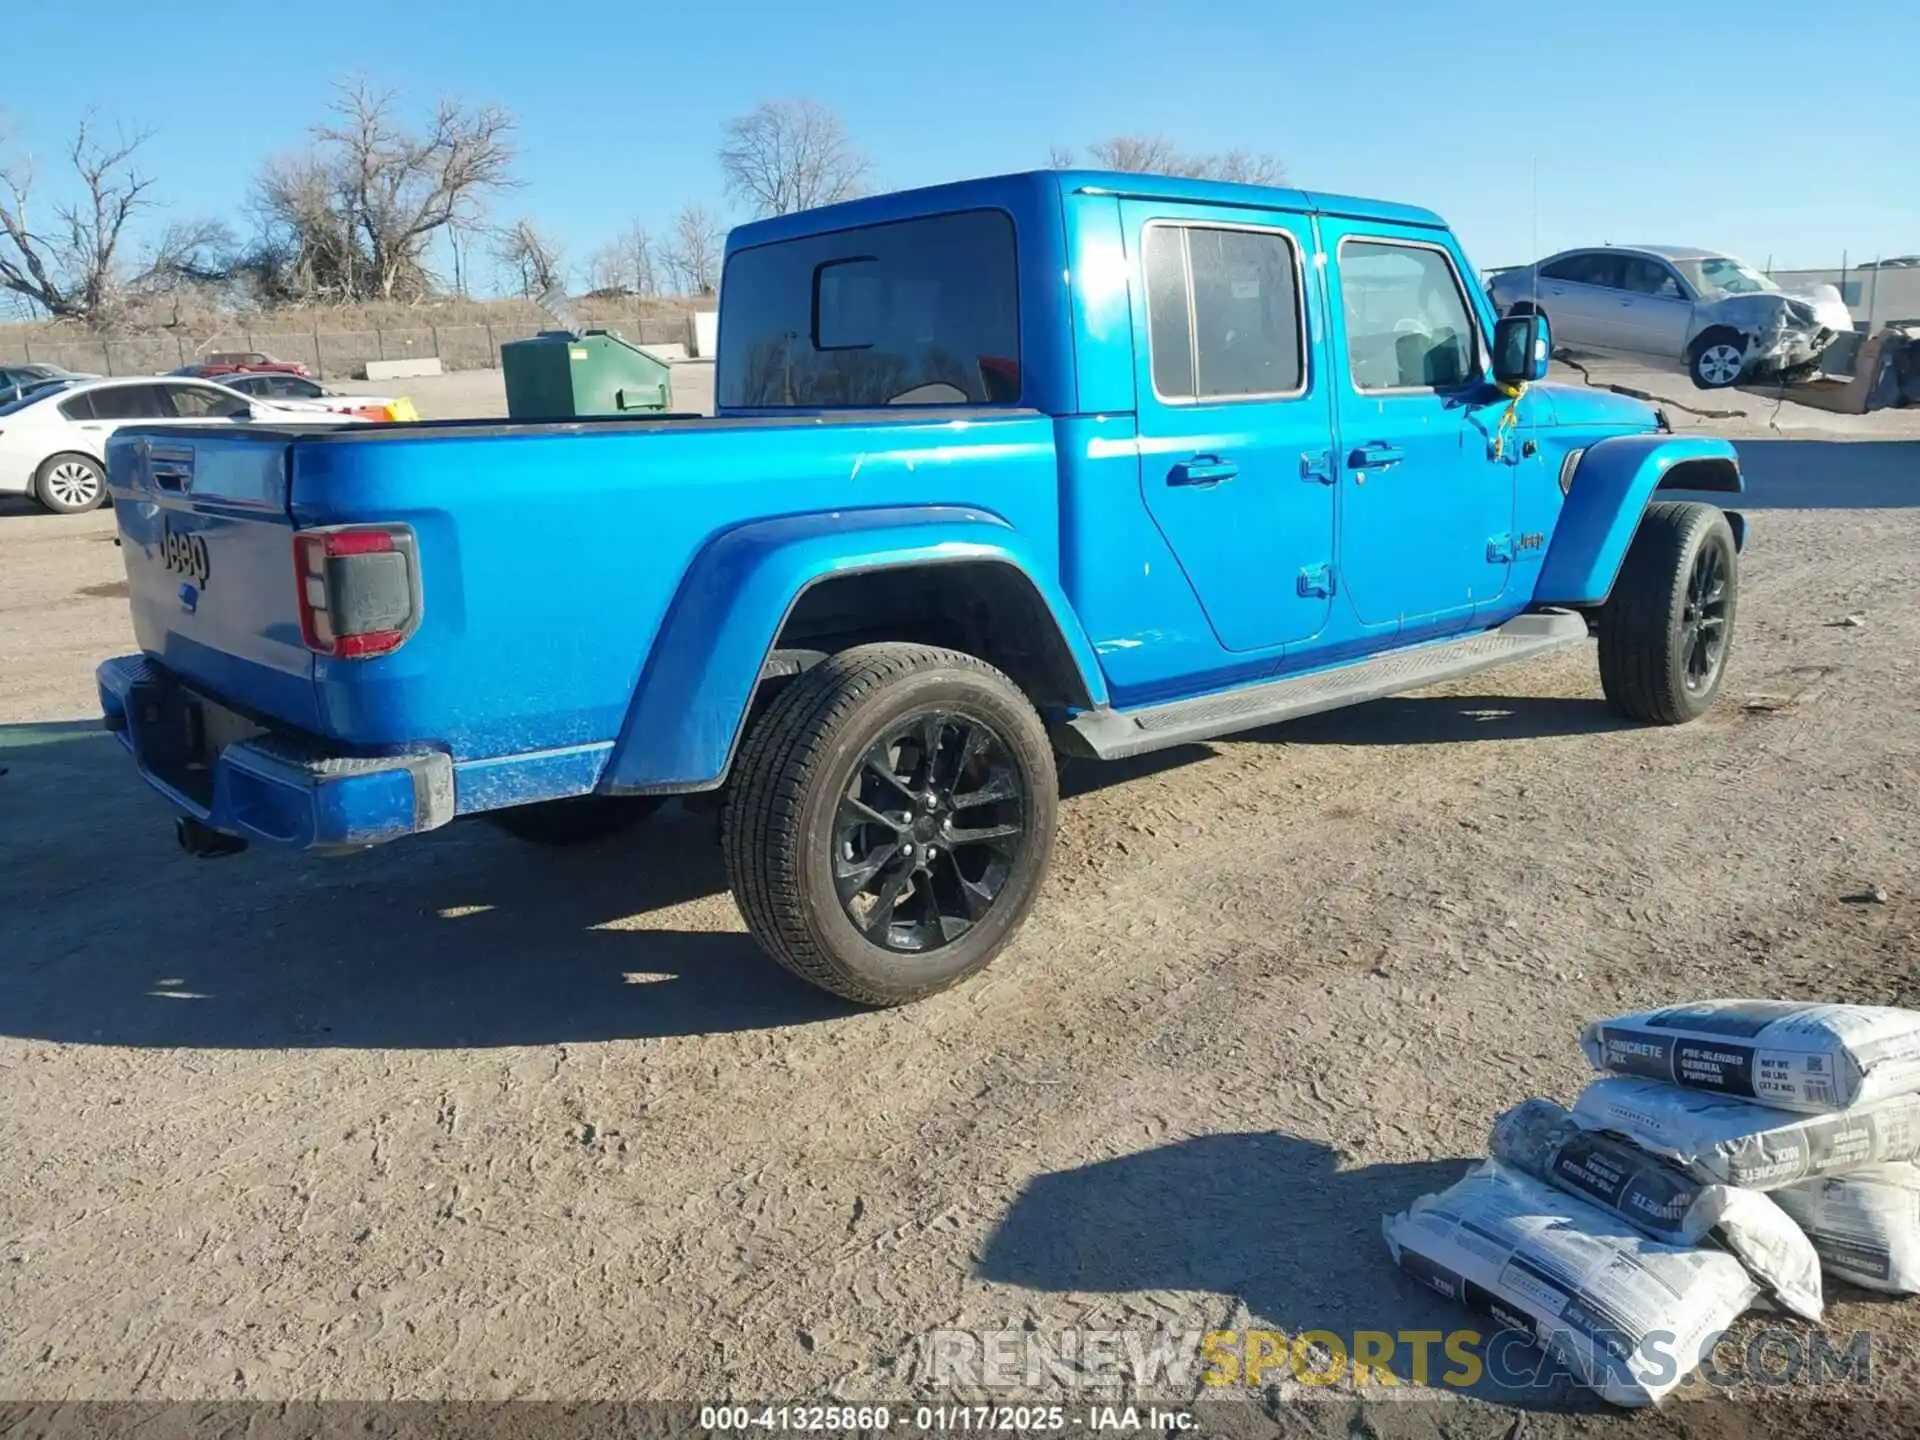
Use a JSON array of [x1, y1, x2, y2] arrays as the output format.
[[1, 439, 1917, 1437]]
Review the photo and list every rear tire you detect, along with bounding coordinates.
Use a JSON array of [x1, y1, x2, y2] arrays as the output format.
[[1688, 327, 1748, 389], [33, 453, 106, 514], [485, 795, 660, 845], [723, 643, 1057, 1007], [1598, 501, 1738, 725]]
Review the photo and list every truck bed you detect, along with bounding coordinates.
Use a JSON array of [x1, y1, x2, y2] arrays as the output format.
[[104, 407, 1061, 764]]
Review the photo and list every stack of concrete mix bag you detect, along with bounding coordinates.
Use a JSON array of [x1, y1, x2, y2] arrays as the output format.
[[1382, 1000, 1920, 1407]]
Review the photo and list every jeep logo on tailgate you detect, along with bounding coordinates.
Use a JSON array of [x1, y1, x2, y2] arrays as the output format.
[[161, 517, 211, 587]]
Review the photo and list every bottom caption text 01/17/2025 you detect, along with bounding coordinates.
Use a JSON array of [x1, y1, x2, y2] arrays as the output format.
[[698, 1406, 1201, 1434]]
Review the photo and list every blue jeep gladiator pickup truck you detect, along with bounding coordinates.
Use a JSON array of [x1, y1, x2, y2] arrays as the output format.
[[98, 169, 1745, 1006]]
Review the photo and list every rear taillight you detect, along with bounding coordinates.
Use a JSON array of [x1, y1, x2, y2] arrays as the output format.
[[293, 524, 421, 658]]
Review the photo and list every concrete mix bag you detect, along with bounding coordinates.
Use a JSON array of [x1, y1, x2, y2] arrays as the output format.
[[1581, 1000, 1920, 1113], [1490, 1099, 1823, 1320], [1773, 1163, 1920, 1295], [1571, 1076, 1920, 1189], [1383, 1161, 1757, 1407]]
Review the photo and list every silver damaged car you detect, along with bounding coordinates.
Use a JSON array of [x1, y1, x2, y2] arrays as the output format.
[[1487, 245, 1856, 390]]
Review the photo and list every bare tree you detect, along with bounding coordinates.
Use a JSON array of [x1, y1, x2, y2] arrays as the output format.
[[585, 220, 657, 297], [1087, 135, 1188, 175], [1209, 150, 1288, 186], [585, 243, 627, 297], [492, 217, 567, 298], [1052, 133, 1287, 186], [248, 77, 516, 304], [719, 99, 871, 217], [1046, 145, 1078, 170], [0, 117, 161, 325], [662, 203, 723, 295]]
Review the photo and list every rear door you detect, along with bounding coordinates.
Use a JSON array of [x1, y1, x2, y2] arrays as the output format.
[[1537, 252, 1627, 348], [1122, 201, 1335, 653], [65, 382, 169, 452], [1322, 223, 1513, 628]]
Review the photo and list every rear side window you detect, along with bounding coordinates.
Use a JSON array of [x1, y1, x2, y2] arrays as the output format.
[[1542, 252, 1622, 288], [80, 385, 167, 420], [1339, 240, 1479, 391], [58, 392, 97, 421], [1143, 224, 1304, 401], [718, 209, 1020, 408]]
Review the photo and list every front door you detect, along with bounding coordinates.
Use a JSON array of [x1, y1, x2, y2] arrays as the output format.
[[1614, 255, 1697, 360], [1322, 223, 1515, 629], [1123, 201, 1336, 653]]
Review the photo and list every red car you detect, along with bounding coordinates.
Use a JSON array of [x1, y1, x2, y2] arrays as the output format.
[[171, 352, 311, 380]]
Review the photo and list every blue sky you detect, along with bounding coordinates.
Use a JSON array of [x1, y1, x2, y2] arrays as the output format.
[[3, 0, 1913, 291]]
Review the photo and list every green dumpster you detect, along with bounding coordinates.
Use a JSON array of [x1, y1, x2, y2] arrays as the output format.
[[501, 328, 673, 419]]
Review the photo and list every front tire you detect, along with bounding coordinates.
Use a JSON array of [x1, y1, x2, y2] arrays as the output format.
[[723, 643, 1058, 1007], [1598, 501, 1738, 725], [1688, 328, 1748, 389], [34, 453, 107, 513]]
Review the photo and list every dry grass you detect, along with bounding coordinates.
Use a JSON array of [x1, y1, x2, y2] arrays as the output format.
[[0, 293, 712, 376], [0, 291, 706, 342]]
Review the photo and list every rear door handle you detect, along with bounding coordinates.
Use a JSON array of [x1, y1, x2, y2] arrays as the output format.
[[1169, 455, 1238, 487], [1348, 442, 1404, 470]]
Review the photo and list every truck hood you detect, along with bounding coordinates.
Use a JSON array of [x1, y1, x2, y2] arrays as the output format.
[[1528, 382, 1660, 432]]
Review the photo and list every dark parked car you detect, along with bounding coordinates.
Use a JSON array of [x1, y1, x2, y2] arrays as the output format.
[[0, 363, 86, 406], [171, 352, 311, 380]]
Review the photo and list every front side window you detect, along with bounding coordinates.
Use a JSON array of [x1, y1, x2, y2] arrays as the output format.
[[1620, 257, 1684, 298], [1339, 240, 1479, 391], [718, 209, 1020, 408], [165, 384, 248, 419], [1143, 224, 1304, 401]]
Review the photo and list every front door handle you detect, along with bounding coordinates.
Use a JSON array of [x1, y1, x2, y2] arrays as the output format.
[[1348, 442, 1404, 470], [1169, 455, 1238, 487]]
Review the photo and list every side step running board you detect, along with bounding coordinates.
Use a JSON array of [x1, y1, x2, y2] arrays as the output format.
[[1061, 611, 1590, 761]]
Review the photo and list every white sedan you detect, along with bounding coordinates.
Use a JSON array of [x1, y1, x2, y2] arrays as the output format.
[[0, 376, 364, 514]]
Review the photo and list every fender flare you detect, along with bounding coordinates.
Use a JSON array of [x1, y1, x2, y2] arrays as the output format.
[[1533, 435, 1744, 606], [601, 505, 1107, 795]]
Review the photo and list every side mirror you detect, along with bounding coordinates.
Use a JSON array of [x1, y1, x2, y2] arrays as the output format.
[[1492, 312, 1551, 385]]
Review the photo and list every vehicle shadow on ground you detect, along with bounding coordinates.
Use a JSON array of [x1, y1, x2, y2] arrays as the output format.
[[1270, 693, 1634, 747], [977, 1133, 1608, 1413], [1056, 694, 1632, 793], [0, 726, 852, 1048], [1714, 440, 1920, 510]]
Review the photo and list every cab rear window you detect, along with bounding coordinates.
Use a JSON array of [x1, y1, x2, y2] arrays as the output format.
[[718, 209, 1020, 408]]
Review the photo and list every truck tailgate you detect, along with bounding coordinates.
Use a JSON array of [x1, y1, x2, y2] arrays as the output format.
[[106, 428, 321, 732]]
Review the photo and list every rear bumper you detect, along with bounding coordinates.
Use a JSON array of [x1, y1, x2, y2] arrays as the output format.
[[97, 654, 455, 853]]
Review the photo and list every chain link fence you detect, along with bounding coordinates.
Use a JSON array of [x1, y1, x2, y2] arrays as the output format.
[[0, 311, 706, 379]]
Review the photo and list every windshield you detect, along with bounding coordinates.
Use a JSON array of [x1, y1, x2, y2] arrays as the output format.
[[1674, 255, 1778, 298]]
